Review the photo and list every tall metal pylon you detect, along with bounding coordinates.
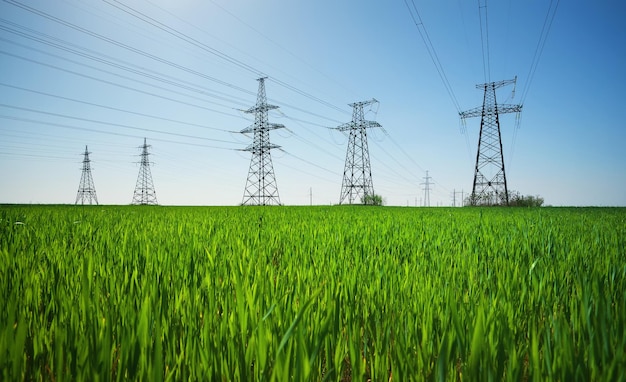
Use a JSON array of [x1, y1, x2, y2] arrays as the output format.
[[336, 99, 381, 205], [75, 145, 98, 205], [132, 138, 158, 205], [460, 77, 522, 206], [240, 77, 283, 206]]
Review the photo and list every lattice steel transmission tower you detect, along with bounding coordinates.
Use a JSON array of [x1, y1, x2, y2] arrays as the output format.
[[460, 78, 522, 206], [75, 145, 98, 205], [421, 170, 432, 207], [240, 77, 283, 206], [336, 99, 381, 205], [132, 138, 158, 205]]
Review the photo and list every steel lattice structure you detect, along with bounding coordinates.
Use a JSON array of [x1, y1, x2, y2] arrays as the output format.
[[336, 99, 381, 205], [240, 77, 283, 206], [75, 145, 98, 205], [132, 138, 158, 205], [460, 78, 522, 206]]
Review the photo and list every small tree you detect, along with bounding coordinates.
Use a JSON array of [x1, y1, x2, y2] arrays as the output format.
[[465, 191, 506, 206], [509, 191, 544, 207], [362, 193, 384, 206], [464, 190, 544, 207]]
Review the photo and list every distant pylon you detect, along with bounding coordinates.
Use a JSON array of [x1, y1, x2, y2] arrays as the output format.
[[336, 99, 381, 205], [421, 170, 432, 207], [240, 77, 283, 206], [460, 77, 522, 206], [132, 138, 158, 205], [75, 145, 98, 205]]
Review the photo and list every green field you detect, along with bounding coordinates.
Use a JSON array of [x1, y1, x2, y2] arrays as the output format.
[[1, 205, 625, 381]]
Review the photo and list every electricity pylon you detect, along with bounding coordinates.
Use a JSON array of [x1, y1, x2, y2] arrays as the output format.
[[75, 145, 98, 205], [336, 99, 381, 205], [132, 138, 158, 205], [460, 77, 522, 206], [240, 77, 283, 206], [421, 170, 432, 207]]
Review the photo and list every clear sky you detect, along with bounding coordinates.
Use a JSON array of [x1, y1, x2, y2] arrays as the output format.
[[0, 0, 624, 206]]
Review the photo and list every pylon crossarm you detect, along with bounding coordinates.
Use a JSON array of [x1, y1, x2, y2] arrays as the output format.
[[349, 98, 378, 108], [245, 104, 279, 114], [268, 123, 285, 130], [239, 126, 256, 134], [460, 106, 520, 119], [459, 107, 483, 119], [240, 123, 284, 134], [464, 104, 521, 117], [242, 143, 281, 152], [475, 78, 516, 90], [336, 122, 355, 132], [336, 120, 381, 132], [496, 104, 523, 114]]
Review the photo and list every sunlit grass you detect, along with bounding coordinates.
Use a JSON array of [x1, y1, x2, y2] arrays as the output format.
[[0, 205, 624, 380]]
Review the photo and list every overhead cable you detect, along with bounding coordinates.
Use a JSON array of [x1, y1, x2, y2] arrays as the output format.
[[403, 0, 462, 113], [519, 0, 560, 104]]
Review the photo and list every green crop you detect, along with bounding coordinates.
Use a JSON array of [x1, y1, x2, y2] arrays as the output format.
[[0, 205, 624, 380]]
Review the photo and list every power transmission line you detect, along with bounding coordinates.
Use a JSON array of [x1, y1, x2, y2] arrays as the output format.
[[0, 50, 245, 118], [3, 0, 258, 96], [274, 111, 344, 162], [403, 0, 462, 113], [0, 82, 232, 133], [0, 37, 246, 117], [3, 0, 356, 172], [2, 17, 345, 124], [0, 152, 73, 160], [0, 103, 240, 145], [102, 0, 262, 76], [205, 0, 357, 103], [477, 0, 491, 83], [278, 149, 338, 178], [0, 114, 238, 151], [101, 0, 350, 116], [0, 18, 254, 108], [519, 0, 561, 104]]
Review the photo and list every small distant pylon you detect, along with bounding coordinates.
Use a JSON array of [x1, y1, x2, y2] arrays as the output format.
[[75, 145, 98, 205], [240, 77, 283, 206], [336, 99, 381, 205], [421, 170, 432, 207], [460, 77, 522, 205], [132, 138, 158, 205]]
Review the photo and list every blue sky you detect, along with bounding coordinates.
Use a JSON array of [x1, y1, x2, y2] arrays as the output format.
[[0, 0, 624, 206]]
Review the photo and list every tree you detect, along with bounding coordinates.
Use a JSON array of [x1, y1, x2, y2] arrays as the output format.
[[465, 191, 507, 206], [361, 193, 384, 206], [509, 191, 544, 207], [465, 190, 544, 207]]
